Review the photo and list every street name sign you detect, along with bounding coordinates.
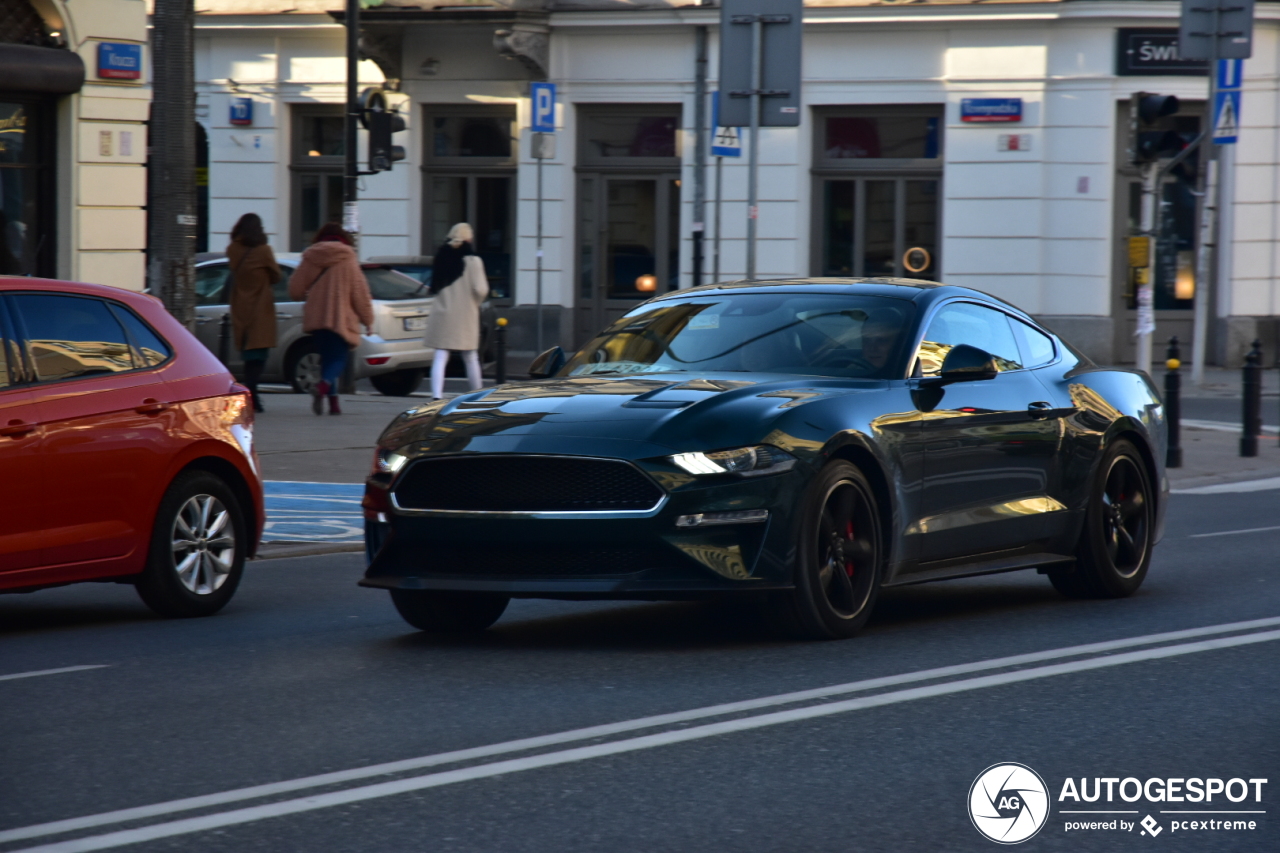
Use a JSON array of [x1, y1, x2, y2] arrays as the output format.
[[961, 98, 1023, 123]]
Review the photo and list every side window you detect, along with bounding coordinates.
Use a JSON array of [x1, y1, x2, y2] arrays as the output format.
[[11, 294, 135, 382], [1010, 318, 1056, 368], [917, 302, 1023, 375], [109, 304, 174, 367], [0, 311, 10, 389], [195, 264, 230, 306], [273, 265, 294, 303]]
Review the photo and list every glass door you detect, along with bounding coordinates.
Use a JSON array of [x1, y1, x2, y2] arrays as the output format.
[[821, 177, 940, 280], [426, 174, 514, 299], [575, 174, 680, 345]]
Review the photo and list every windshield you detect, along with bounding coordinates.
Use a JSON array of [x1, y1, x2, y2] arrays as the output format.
[[364, 267, 425, 301], [563, 293, 917, 379]]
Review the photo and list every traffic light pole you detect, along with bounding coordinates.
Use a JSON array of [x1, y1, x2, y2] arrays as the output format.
[[1137, 162, 1158, 376], [341, 0, 359, 394], [1191, 21, 1222, 386]]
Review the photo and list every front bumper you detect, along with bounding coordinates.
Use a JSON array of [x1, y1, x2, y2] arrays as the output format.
[[361, 462, 806, 600]]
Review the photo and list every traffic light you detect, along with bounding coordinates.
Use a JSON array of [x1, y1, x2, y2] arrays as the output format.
[[1129, 92, 1183, 165], [359, 88, 406, 173]]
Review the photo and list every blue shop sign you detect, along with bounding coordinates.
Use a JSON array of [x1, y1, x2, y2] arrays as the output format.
[[960, 98, 1022, 123], [97, 42, 142, 80]]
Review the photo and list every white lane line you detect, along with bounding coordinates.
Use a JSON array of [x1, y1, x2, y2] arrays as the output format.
[[14, 629, 1280, 853], [1190, 525, 1280, 538], [0, 666, 108, 683], [1182, 419, 1279, 435], [1174, 476, 1280, 495], [3, 615, 1279, 845]]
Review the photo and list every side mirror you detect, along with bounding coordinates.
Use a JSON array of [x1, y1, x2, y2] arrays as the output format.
[[936, 344, 999, 383], [528, 346, 566, 379]]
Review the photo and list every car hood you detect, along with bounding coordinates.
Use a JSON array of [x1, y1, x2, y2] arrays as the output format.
[[378, 373, 887, 458]]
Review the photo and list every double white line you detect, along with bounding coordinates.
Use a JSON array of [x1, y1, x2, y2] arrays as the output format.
[[6, 616, 1280, 853]]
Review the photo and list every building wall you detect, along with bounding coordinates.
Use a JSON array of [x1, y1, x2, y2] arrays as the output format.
[[195, 3, 1280, 365], [53, 0, 152, 290]]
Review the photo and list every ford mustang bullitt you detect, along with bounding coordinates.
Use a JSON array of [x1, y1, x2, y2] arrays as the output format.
[[360, 279, 1166, 639]]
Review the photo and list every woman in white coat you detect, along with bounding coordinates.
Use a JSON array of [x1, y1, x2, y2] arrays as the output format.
[[424, 223, 490, 400]]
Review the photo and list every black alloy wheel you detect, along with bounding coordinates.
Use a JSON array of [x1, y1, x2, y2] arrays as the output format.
[[285, 340, 321, 394], [135, 471, 248, 618], [770, 460, 883, 640], [390, 589, 510, 632], [1049, 439, 1153, 599]]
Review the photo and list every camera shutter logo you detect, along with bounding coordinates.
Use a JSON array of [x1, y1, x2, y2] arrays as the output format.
[[969, 763, 1050, 844]]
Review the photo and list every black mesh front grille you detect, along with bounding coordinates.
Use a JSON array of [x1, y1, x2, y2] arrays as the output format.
[[393, 455, 665, 512], [423, 544, 674, 577]]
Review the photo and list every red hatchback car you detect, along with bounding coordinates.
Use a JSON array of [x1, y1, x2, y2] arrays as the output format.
[[0, 278, 263, 616]]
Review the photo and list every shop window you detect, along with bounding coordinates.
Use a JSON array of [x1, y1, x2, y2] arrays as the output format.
[[824, 116, 940, 160], [579, 107, 681, 167], [431, 115, 512, 158], [0, 101, 49, 276]]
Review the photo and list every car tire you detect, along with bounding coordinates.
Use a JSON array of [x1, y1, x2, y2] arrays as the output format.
[[390, 589, 510, 632], [285, 340, 321, 394], [768, 460, 883, 640], [135, 471, 247, 618], [371, 368, 424, 396], [1049, 439, 1154, 600]]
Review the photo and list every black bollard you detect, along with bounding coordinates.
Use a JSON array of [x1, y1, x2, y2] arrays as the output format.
[[1241, 339, 1263, 458], [494, 317, 508, 385], [1165, 336, 1182, 468], [218, 312, 231, 370]]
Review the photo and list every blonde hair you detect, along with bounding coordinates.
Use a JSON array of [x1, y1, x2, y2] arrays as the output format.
[[447, 222, 474, 248]]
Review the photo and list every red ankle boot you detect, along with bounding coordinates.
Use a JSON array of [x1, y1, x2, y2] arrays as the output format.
[[327, 394, 341, 415]]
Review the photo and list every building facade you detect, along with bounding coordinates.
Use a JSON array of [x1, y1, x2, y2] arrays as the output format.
[[1, 0, 150, 290], [194, 0, 1280, 365]]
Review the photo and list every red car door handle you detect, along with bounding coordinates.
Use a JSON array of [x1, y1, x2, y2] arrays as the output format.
[[0, 419, 37, 437], [136, 399, 169, 415]]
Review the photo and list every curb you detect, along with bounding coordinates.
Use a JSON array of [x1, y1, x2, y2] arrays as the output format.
[[254, 542, 364, 561]]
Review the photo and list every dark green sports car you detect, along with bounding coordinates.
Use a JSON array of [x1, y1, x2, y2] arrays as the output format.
[[361, 279, 1167, 639]]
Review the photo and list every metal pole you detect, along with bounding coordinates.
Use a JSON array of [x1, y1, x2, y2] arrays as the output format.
[[340, 0, 360, 394], [1136, 161, 1157, 376], [745, 17, 762, 281], [536, 153, 544, 353], [343, 0, 359, 240], [692, 26, 708, 290], [1165, 336, 1182, 468], [1241, 338, 1262, 457], [149, 0, 197, 329], [713, 155, 722, 282], [1192, 24, 1222, 386]]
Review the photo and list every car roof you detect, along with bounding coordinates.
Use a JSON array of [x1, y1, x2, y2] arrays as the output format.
[[0, 276, 165, 310], [367, 255, 433, 266], [649, 277, 1037, 322]]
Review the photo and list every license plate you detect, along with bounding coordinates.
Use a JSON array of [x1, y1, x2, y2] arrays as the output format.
[[402, 316, 427, 331]]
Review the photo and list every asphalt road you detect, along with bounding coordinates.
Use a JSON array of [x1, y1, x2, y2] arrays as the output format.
[[2, 489, 1277, 852]]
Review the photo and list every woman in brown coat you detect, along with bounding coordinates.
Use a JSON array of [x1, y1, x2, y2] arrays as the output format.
[[226, 213, 281, 412], [288, 222, 374, 416]]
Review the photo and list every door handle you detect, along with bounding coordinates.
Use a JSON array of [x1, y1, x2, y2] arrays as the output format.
[[136, 398, 169, 415], [276, 312, 293, 319], [0, 419, 37, 437], [195, 317, 212, 325], [1028, 401, 1053, 419]]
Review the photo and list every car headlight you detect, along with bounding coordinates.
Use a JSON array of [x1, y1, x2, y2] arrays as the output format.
[[373, 447, 409, 475], [670, 445, 797, 477]]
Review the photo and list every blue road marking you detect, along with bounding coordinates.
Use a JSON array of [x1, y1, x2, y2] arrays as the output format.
[[264, 481, 364, 543]]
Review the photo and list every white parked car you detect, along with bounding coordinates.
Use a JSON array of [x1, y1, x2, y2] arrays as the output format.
[[193, 254, 433, 396]]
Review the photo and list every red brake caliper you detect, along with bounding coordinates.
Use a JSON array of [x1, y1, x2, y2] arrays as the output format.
[[845, 521, 856, 577]]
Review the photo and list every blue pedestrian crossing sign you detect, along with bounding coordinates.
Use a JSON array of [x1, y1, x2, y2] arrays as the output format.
[[711, 92, 742, 158], [1213, 58, 1243, 144]]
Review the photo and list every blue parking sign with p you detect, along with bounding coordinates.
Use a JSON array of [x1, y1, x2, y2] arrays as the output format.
[[531, 82, 556, 133]]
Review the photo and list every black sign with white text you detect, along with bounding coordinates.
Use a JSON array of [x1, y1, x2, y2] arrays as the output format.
[[1117, 29, 1208, 76]]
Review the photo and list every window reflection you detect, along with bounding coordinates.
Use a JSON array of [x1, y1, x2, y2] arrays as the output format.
[[825, 116, 940, 159], [13, 295, 136, 381], [585, 115, 677, 159], [916, 303, 1023, 375], [432, 116, 512, 158]]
